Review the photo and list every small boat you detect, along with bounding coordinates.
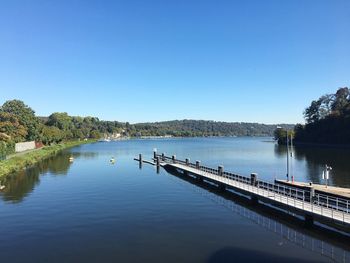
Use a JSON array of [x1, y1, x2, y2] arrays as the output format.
[[110, 157, 115, 164], [69, 156, 74, 162], [0, 185, 5, 191]]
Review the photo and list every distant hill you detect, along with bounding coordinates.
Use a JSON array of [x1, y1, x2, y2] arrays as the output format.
[[132, 120, 294, 137]]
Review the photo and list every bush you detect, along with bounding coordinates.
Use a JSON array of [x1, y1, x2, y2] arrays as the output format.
[[0, 141, 15, 160]]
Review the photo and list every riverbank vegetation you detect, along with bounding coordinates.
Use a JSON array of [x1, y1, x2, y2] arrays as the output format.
[[0, 99, 120, 158], [1, 100, 293, 156], [275, 87, 350, 146], [0, 140, 94, 178]]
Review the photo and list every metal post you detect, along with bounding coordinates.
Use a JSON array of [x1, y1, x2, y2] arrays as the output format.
[[310, 186, 315, 204], [161, 153, 165, 161], [250, 173, 258, 186], [218, 165, 224, 176], [336, 198, 338, 211], [286, 131, 289, 182], [153, 150, 157, 159], [172, 155, 176, 164], [290, 134, 294, 182], [138, 154, 143, 169]]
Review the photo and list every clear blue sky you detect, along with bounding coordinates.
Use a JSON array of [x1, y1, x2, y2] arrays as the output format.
[[0, 0, 349, 124]]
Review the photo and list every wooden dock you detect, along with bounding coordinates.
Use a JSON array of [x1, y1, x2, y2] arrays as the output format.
[[137, 152, 350, 233]]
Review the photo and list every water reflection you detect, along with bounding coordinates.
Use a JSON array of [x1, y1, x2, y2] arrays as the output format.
[[0, 150, 98, 202], [71, 151, 100, 160], [274, 145, 350, 187], [165, 167, 350, 263], [0, 168, 41, 203]]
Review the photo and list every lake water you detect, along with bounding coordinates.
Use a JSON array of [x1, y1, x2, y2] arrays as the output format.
[[0, 137, 349, 262]]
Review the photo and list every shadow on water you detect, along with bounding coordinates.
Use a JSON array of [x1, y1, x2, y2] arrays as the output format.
[[162, 166, 350, 263], [0, 150, 98, 203], [274, 144, 350, 187]]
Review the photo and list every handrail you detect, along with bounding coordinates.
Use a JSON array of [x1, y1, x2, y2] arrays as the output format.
[[155, 154, 350, 218]]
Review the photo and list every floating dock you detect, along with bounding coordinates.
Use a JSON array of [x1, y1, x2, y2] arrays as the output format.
[[136, 152, 350, 234], [275, 180, 350, 199]]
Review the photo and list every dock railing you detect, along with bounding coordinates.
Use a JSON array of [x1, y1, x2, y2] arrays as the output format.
[[156, 154, 350, 218]]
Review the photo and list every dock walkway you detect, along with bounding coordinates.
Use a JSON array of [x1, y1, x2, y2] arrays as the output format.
[[147, 153, 350, 231], [275, 180, 350, 199]]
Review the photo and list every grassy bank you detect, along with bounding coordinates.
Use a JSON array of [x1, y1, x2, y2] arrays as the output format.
[[0, 140, 96, 178]]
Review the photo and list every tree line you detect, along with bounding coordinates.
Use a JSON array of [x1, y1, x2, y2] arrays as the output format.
[[0, 99, 293, 157], [275, 87, 350, 145], [133, 120, 293, 137], [0, 100, 125, 157]]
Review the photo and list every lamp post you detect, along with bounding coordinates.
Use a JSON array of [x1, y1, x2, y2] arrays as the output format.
[[276, 126, 292, 182], [286, 131, 289, 182], [290, 133, 294, 183]]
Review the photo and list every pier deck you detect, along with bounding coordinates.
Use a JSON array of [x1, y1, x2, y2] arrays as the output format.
[[140, 153, 350, 233], [275, 180, 350, 199], [167, 162, 350, 225]]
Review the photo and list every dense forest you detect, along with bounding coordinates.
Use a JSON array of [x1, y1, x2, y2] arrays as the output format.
[[275, 87, 350, 145], [134, 120, 293, 137], [0, 99, 293, 157]]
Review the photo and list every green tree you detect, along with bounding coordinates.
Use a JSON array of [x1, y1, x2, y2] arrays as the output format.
[[0, 112, 28, 142], [274, 128, 294, 145], [304, 100, 322, 123], [331, 87, 349, 115], [41, 126, 64, 145], [1, 100, 41, 141], [295, 87, 350, 145], [89, 130, 101, 139], [72, 128, 84, 139], [47, 112, 73, 131], [303, 94, 335, 124]]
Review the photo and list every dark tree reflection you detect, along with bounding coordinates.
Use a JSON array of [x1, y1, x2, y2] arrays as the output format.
[[275, 144, 350, 187], [0, 150, 97, 203]]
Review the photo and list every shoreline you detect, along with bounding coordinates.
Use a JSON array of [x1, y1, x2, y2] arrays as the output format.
[[0, 139, 96, 179], [278, 141, 350, 149]]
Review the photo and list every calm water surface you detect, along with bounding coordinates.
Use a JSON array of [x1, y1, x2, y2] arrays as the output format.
[[0, 137, 349, 262]]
